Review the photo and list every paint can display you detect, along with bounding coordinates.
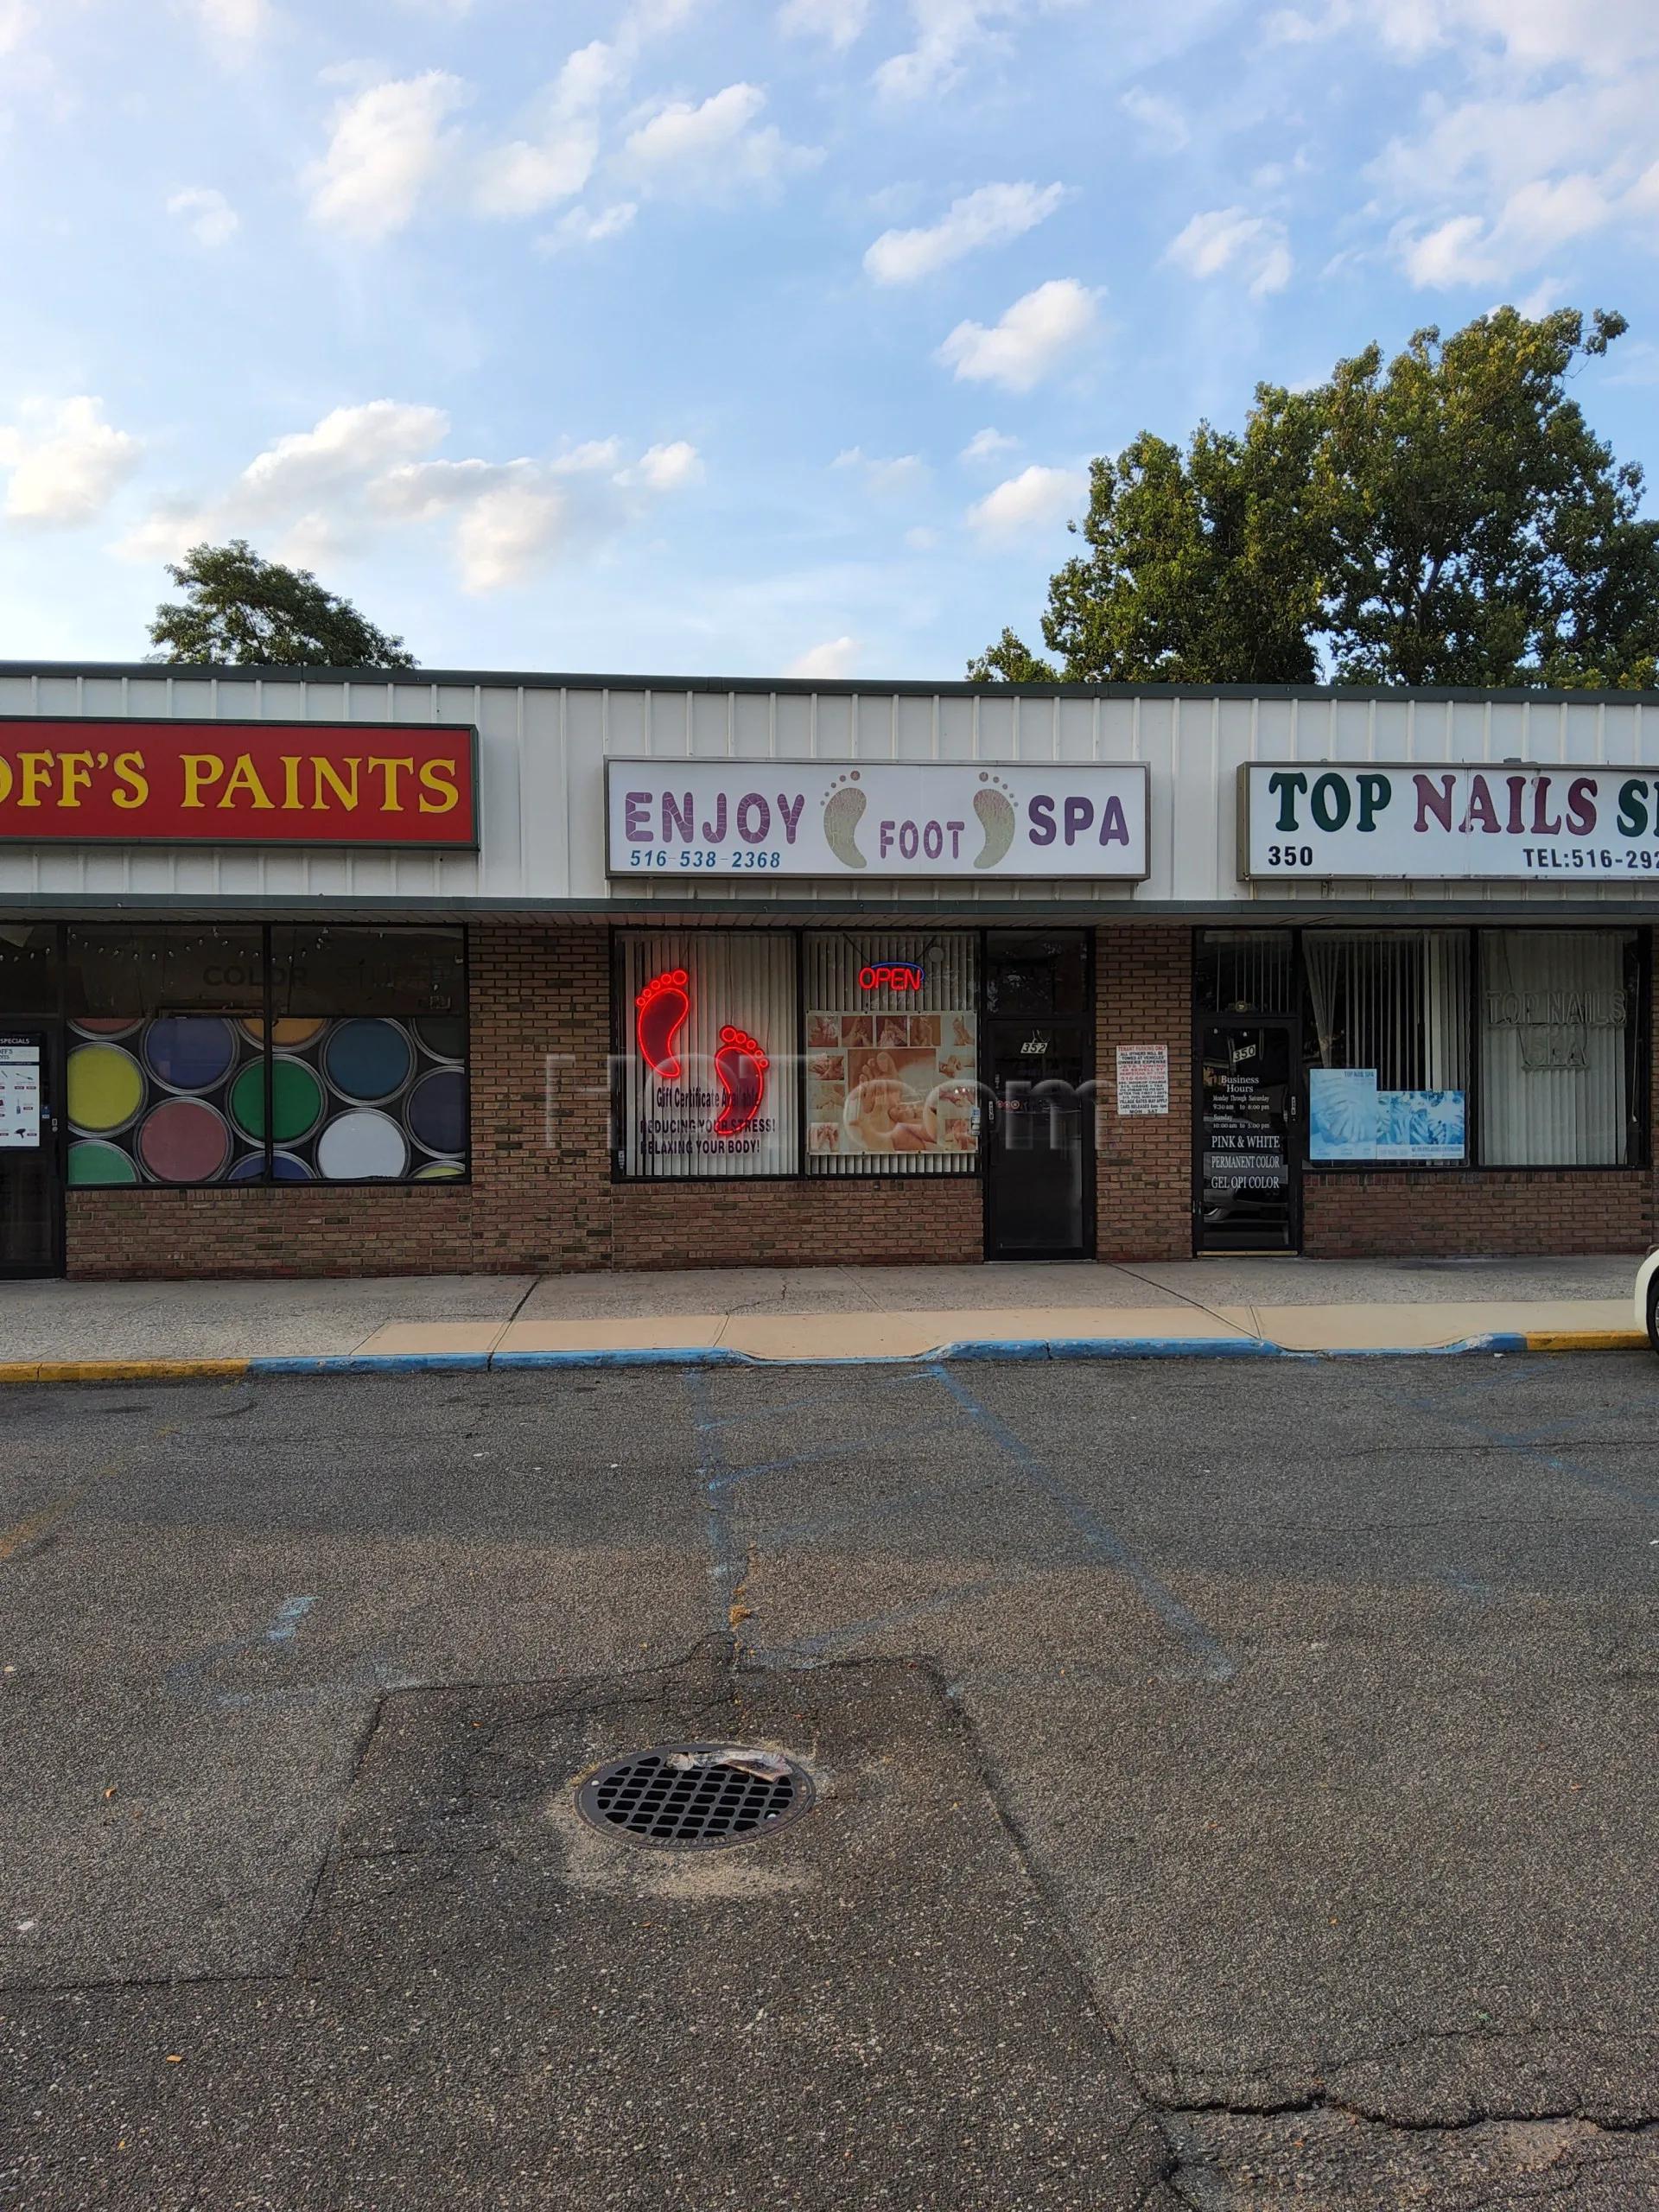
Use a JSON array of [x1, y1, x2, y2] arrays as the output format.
[[407, 1067, 467, 1158], [69, 1017, 143, 1040], [315, 1108, 409, 1180], [229, 1056, 325, 1144], [239, 1018, 327, 1049], [67, 1044, 146, 1135], [323, 1019, 413, 1104], [137, 1096, 232, 1184], [228, 1149, 312, 1182], [67, 1139, 139, 1186], [413, 1016, 466, 1064], [143, 1015, 238, 1095]]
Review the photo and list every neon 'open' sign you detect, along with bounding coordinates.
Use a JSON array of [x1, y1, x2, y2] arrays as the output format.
[[859, 963, 926, 992]]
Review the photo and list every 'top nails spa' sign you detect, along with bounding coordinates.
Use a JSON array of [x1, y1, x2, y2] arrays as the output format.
[[1242, 761, 1659, 881], [605, 760, 1149, 879]]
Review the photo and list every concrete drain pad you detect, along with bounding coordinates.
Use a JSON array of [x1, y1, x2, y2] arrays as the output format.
[[3, 1642, 1178, 2209]]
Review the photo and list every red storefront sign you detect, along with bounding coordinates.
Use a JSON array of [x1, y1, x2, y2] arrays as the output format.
[[0, 718, 479, 849]]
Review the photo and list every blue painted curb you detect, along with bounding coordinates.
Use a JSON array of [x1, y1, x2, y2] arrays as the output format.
[[238, 1328, 1543, 1376], [489, 1346, 748, 1370], [1039, 1335, 1287, 1361]]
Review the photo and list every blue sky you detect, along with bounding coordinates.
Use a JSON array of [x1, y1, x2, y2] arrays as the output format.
[[1, 0, 1657, 679]]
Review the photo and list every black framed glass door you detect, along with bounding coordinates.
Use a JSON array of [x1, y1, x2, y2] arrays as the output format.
[[0, 1023, 61, 1277], [985, 1020, 1091, 1257], [981, 933, 1094, 1260], [1196, 1020, 1299, 1253]]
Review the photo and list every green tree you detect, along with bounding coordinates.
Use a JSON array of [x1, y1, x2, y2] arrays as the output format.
[[972, 307, 1659, 690], [148, 540, 416, 669], [1318, 308, 1655, 686], [965, 626, 1059, 683]]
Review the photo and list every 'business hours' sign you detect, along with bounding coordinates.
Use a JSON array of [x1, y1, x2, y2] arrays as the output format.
[[1243, 761, 1659, 881], [0, 718, 479, 849], [607, 760, 1149, 879]]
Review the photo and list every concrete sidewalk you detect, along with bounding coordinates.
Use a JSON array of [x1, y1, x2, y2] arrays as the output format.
[[0, 1255, 1646, 1375]]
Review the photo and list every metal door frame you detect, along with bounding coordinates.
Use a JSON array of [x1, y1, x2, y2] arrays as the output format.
[[980, 929, 1096, 1263], [1192, 1011, 1302, 1256], [0, 1015, 65, 1280]]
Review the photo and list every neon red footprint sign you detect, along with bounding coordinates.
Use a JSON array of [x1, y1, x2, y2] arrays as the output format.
[[635, 969, 690, 1080], [713, 1026, 769, 1136]]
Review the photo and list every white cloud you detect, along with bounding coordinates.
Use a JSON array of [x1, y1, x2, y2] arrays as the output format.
[[874, 1, 1020, 100], [620, 83, 820, 198], [1165, 207, 1292, 296], [834, 447, 928, 495], [474, 128, 596, 216], [0, 2, 37, 57], [471, 41, 621, 219], [633, 439, 703, 488], [1363, 0, 1659, 75], [543, 202, 639, 249], [1357, 0, 1659, 288], [785, 634, 861, 677], [937, 277, 1097, 391], [961, 427, 1019, 463], [1120, 86, 1190, 151], [0, 397, 142, 528], [967, 463, 1085, 540], [120, 402, 694, 592], [306, 73, 467, 242], [191, 0, 270, 52], [167, 186, 238, 247], [778, 0, 869, 43], [864, 181, 1066, 285]]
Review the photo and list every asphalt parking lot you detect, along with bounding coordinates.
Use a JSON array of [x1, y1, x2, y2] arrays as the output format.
[[3, 1351, 1657, 2208]]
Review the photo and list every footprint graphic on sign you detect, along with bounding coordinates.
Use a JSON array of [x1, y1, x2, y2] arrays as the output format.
[[973, 772, 1017, 869], [822, 773, 868, 869], [713, 1026, 769, 1136], [635, 969, 690, 1080]]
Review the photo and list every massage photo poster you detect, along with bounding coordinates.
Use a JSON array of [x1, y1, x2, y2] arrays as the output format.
[[606, 760, 1149, 879]]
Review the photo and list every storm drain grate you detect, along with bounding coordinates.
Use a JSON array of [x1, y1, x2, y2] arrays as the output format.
[[575, 1743, 813, 1850]]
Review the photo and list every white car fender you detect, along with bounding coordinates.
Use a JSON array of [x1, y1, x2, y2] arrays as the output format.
[[1636, 1247, 1659, 1344]]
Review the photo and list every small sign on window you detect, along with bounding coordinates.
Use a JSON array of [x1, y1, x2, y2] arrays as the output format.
[[0, 1039, 41, 1148]]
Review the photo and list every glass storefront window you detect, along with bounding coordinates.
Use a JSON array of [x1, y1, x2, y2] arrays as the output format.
[[56, 925, 468, 1188], [1479, 931, 1641, 1166], [617, 931, 798, 1177], [1302, 932, 1469, 1165], [63, 927, 268, 1190], [0, 923, 58, 1014], [804, 933, 978, 1175], [1196, 930, 1296, 1014], [262, 927, 469, 1183], [983, 932, 1088, 1014]]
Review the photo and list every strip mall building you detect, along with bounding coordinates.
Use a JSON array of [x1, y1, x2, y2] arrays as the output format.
[[0, 664, 1655, 1281]]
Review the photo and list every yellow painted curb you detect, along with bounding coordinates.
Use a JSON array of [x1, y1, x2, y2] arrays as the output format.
[[1522, 1330, 1646, 1352], [0, 1359, 251, 1384]]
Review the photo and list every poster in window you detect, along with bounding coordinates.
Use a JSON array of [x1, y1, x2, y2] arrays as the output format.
[[0, 1039, 41, 1147], [804, 934, 978, 1174], [1309, 1068, 1465, 1161]]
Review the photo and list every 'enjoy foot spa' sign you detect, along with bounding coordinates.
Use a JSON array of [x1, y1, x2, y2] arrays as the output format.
[[605, 760, 1149, 880]]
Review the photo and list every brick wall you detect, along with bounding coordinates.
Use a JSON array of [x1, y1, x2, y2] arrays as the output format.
[[1301, 1170, 1650, 1257], [65, 918, 983, 1280], [62, 916, 1657, 1278], [1302, 925, 1657, 1257], [1094, 924, 1194, 1261]]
